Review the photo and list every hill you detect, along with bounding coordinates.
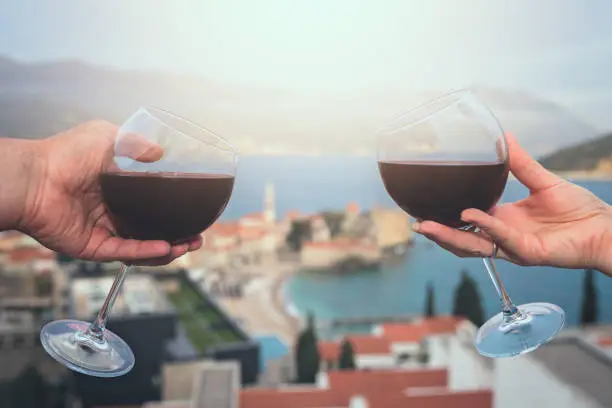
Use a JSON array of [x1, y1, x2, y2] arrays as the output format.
[[539, 132, 612, 173], [0, 97, 94, 139], [0, 56, 598, 155]]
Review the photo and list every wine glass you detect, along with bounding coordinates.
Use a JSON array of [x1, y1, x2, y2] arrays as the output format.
[[376, 89, 565, 358], [40, 107, 237, 377]]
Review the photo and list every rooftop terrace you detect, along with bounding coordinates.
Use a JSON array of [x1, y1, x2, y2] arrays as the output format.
[[166, 278, 244, 353]]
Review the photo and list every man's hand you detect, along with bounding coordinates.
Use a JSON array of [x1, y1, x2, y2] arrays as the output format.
[[16, 120, 202, 265]]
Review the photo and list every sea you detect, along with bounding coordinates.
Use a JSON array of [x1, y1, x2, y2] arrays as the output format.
[[221, 155, 612, 338]]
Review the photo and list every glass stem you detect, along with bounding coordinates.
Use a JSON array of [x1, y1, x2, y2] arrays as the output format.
[[481, 256, 522, 321], [86, 263, 131, 341]]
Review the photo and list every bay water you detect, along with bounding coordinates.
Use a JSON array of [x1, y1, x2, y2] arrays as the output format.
[[222, 155, 612, 337]]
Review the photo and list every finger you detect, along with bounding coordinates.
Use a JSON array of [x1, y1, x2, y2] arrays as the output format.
[[506, 132, 563, 192], [430, 237, 486, 258], [116, 132, 164, 163], [461, 208, 524, 255], [416, 220, 499, 258], [91, 237, 172, 262], [131, 243, 190, 266], [169, 243, 190, 258], [187, 235, 203, 251]]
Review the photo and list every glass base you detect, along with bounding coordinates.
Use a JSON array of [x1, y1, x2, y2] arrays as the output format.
[[40, 319, 134, 377], [475, 302, 565, 358]]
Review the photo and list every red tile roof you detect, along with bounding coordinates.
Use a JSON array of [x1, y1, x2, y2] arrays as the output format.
[[207, 222, 240, 236], [240, 213, 267, 224], [380, 322, 429, 343], [349, 335, 391, 355], [319, 316, 464, 362], [318, 341, 340, 361], [327, 369, 448, 398], [240, 369, 459, 408], [598, 336, 612, 347], [366, 389, 492, 408], [380, 315, 464, 343], [285, 210, 302, 220], [420, 315, 465, 334], [346, 202, 360, 214], [8, 246, 55, 263], [238, 226, 268, 241], [240, 388, 343, 408], [204, 221, 270, 246], [319, 336, 391, 361]]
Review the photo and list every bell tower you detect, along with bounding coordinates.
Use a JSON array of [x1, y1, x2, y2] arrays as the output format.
[[263, 181, 276, 225]]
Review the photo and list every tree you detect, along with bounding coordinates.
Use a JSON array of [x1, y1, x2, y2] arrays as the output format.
[[286, 220, 312, 251], [338, 338, 356, 370], [453, 270, 484, 327], [581, 269, 599, 325], [295, 312, 320, 383], [321, 211, 346, 237], [425, 282, 435, 318]]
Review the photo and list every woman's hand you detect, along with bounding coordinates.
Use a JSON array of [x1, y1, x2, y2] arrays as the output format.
[[414, 133, 612, 276]]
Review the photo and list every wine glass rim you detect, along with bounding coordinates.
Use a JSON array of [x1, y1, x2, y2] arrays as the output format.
[[376, 88, 473, 136], [139, 106, 237, 156]]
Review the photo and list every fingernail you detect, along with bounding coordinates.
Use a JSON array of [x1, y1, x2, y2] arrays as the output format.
[[461, 209, 474, 221], [411, 222, 421, 232]]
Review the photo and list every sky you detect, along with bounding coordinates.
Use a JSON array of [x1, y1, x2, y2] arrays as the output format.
[[2, 0, 612, 129]]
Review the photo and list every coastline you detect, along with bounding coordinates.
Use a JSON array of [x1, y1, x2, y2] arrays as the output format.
[[271, 266, 302, 335], [510, 171, 612, 181], [216, 262, 300, 346]]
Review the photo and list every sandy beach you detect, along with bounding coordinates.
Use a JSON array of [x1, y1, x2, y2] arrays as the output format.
[[216, 262, 301, 345]]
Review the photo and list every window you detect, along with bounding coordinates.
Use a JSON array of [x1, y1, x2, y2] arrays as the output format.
[[396, 353, 411, 364]]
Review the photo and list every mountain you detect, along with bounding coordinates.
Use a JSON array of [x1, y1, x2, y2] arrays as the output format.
[[472, 86, 598, 156], [539, 132, 612, 173], [0, 57, 598, 155], [0, 97, 94, 139]]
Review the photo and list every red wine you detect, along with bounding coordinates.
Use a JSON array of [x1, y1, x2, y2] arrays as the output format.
[[378, 161, 508, 228], [100, 172, 234, 243]]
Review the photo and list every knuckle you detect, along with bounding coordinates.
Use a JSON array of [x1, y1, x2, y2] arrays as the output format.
[[83, 120, 119, 135]]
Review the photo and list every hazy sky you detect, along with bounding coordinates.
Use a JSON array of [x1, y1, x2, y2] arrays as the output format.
[[2, 0, 612, 129]]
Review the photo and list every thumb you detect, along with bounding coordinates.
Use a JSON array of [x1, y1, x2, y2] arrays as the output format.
[[506, 132, 564, 192], [116, 132, 164, 163]]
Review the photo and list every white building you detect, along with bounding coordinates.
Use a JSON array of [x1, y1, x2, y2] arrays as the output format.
[[426, 320, 612, 408], [71, 274, 173, 319], [494, 334, 612, 408]]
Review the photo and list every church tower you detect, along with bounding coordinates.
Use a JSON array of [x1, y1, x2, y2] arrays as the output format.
[[263, 181, 276, 225]]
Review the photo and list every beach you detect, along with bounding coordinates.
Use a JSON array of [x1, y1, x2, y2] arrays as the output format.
[[216, 262, 300, 346]]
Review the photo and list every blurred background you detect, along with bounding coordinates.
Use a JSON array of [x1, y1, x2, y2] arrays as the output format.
[[1, 1, 612, 407]]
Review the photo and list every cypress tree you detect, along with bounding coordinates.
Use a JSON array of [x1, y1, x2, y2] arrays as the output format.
[[453, 269, 484, 327], [338, 338, 356, 370], [295, 312, 320, 383], [425, 282, 435, 318], [581, 269, 598, 325]]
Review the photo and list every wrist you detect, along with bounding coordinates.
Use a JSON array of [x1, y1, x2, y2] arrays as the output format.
[[0, 138, 46, 231]]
